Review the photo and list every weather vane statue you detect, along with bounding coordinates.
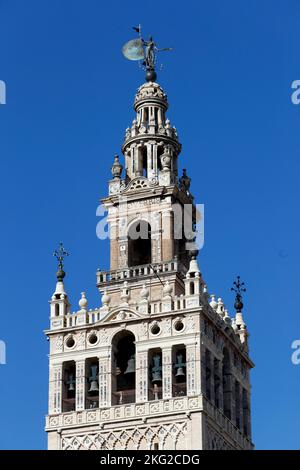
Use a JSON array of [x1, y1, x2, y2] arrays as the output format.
[[122, 25, 173, 82]]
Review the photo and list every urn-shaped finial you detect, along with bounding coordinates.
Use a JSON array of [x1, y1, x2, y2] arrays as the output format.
[[111, 155, 123, 179]]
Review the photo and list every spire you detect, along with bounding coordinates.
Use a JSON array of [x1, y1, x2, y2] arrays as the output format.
[[231, 275, 246, 327], [53, 242, 69, 294]]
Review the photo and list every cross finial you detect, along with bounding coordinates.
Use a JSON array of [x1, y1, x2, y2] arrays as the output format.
[[53, 242, 69, 281], [231, 275, 246, 313]]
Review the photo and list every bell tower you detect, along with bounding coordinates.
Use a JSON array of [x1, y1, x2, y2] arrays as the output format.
[[45, 35, 254, 450]]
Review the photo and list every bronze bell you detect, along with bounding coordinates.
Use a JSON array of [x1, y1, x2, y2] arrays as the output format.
[[66, 373, 76, 391], [174, 353, 186, 378], [151, 354, 162, 383], [124, 355, 135, 374], [88, 365, 99, 393]]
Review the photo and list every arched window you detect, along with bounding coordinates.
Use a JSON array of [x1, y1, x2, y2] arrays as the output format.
[[190, 281, 195, 295], [55, 304, 60, 317], [148, 348, 163, 400], [128, 220, 152, 267], [112, 331, 136, 405], [172, 345, 187, 397], [235, 380, 241, 429], [205, 349, 212, 400], [85, 357, 99, 409], [214, 358, 221, 408], [62, 361, 76, 412], [222, 348, 232, 420], [242, 388, 250, 436]]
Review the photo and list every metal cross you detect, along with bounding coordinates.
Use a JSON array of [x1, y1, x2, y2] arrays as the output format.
[[53, 242, 69, 269], [231, 276, 246, 296]]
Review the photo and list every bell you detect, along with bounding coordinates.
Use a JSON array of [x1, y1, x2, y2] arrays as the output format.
[[124, 355, 135, 374], [151, 354, 162, 383], [174, 353, 186, 378], [88, 365, 99, 393], [66, 373, 75, 391], [175, 367, 185, 378]]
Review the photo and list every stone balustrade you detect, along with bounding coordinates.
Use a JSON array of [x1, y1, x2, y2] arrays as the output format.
[[96, 260, 186, 285]]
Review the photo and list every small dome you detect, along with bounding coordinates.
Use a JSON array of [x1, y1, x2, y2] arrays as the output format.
[[134, 82, 168, 109]]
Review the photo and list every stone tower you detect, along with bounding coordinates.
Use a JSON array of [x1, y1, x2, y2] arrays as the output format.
[[45, 77, 254, 450]]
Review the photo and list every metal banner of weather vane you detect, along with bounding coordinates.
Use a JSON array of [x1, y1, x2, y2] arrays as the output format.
[[122, 25, 173, 82]]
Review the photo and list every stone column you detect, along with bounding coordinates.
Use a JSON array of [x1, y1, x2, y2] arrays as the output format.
[[243, 388, 251, 437], [186, 344, 199, 396], [75, 360, 86, 411], [215, 358, 223, 410], [136, 349, 148, 402], [99, 352, 111, 407], [234, 380, 242, 430], [162, 347, 172, 399], [49, 363, 63, 414], [110, 221, 119, 270], [161, 210, 174, 262]]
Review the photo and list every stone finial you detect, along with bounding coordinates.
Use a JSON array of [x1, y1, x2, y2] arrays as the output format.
[[224, 309, 231, 325], [121, 281, 130, 304], [79, 292, 88, 311], [209, 294, 218, 310], [231, 317, 238, 332], [216, 297, 225, 317], [140, 284, 150, 300], [111, 155, 123, 179], [101, 289, 111, 307], [163, 281, 172, 298]]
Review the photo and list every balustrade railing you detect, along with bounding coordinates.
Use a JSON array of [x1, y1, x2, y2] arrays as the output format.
[[96, 259, 186, 285]]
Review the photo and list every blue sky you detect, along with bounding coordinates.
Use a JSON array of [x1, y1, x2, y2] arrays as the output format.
[[0, 0, 299, 450]]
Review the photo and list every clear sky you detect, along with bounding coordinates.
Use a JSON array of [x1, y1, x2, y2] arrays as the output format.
[[0, 0, 299, 450]]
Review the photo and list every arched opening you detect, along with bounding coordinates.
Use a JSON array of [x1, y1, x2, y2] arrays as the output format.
[[172, 344, 187, 397], [214, 358, 221, 408], [85, 357, 99, 409], [62, 361, 76, 412], [112, 330, 136, 405], [222, 348, 232, 420], [190, 282, 195, 295], [205, 349, 212, 400], [148, 348, 163, 400], [55, 303, 60, 316], [128, 220, 152, 267], [242, 388, 250, 436], [142, 145, 148, 177]]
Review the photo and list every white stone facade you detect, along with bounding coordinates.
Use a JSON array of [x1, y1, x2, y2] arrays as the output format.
[[45, 80, 254, 450]]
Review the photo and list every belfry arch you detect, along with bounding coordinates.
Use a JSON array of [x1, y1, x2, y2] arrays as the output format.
[[111, 330, 136, 405], [128, 220, 152, 267]]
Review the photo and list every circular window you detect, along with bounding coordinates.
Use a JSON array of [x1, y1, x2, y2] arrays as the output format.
[[151, 323, 160, 335], [174, 320, 184, 332], [66, 336, 75, 349], [88, 333, 98, 345]]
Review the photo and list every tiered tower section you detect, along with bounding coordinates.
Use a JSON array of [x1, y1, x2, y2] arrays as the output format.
[[45, 80, 254, 451]]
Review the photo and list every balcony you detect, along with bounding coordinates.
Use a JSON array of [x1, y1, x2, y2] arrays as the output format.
[[96, 259, 187, 286]]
